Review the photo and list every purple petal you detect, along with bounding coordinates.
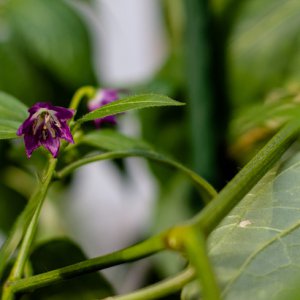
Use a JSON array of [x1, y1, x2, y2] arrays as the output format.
[[87, 89, 120, 112], [41, 135, 60, 158], [53, 106, 74, 120], [24, 134, 40, 158], [59, 121, 74, 143], [28, 102, 52, 114], [17, 116, 35, 135]]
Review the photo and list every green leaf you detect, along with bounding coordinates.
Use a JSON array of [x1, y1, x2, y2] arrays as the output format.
[[0, 91, 27, 139], [0, 41, 51, 103], [30, 238, 113, 299], [183, 149, 300, 299], [77, 94, 184, 123], [7, 0, 96, 88]]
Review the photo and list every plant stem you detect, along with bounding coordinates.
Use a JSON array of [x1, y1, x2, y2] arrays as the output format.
[[192, 118, 300, 235], [56, 149, 217, 202], [185, 0, 218, 184], [0, 161, 57, 279], [184, 229, 221, 300], [9, 233, 165, 294], [69, 86, 96, 112], [3, 158, 57, 299], [103, 268, 195, 300]]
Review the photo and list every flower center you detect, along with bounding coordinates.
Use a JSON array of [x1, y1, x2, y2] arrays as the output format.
[[32, 109, 61, 140]]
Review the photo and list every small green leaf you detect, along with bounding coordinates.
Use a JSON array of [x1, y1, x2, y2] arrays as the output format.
[[30, 238, 114, 299], [77, 94, 184, 123], [0, 92, 27, 139]]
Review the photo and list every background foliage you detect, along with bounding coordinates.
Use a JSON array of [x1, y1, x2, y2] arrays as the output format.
[[2, 0, 300, 299]]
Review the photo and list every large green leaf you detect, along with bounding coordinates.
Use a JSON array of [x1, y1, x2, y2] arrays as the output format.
[[77, 94, 184, 123], [0, 91, 27, 139], [30, 238, 113, 299], [7, 0, 96, 88], [183, 148, 300, 299]]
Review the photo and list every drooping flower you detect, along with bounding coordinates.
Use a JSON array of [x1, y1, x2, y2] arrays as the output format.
[[17, 102, 74, 158], [87, 88, 120, 127]]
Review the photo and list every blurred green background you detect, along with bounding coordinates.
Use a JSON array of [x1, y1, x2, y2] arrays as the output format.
[[2, 0, 300, 298]]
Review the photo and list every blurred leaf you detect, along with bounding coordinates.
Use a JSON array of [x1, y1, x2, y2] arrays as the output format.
[[228, 88, 300, 160], [227, 0, 300, 106], [0, 91, 27, 139], [0, 41, 51, 103], [183, 148, 300, 299], [30, 238, 113, 299], [0, 183, 27, 234], [78, 94, 184, 123], [7, 0, 97, 89], [79, 129, 216, 201]]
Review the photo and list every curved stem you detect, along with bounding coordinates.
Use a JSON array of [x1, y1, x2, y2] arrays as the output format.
[[56, 149, 217, 202], [192, 118, 300, 235], [9, 233, 165, 294], [69, 86, 96, 112], [103, 268, 195, 300]]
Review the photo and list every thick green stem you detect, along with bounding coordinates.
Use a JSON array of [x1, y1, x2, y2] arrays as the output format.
[[9, 234, 165, 294], [184, 229, 221, 300], [103, 268, 195, 300], [56, 149, 217, 202], [192, 119, 300, 235], [3, 158, 57, 299]]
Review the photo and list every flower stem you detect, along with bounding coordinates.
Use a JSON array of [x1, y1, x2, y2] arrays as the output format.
[[3, 158, 57, 299], [69, 86, 96, 113], [102, 268, 195, 300]]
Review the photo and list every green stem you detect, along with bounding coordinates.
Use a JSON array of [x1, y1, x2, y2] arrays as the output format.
[[0, 162, 56, 279], [55, 149, 217, 202], [9, 234, 165, 294], [69, 86, 96, 112], [185, 0, 217, 183], [103, 268, 195, 300], [192, 118, 300, 235], [3, 158, 57, 299], [184, 229, 221, 300]]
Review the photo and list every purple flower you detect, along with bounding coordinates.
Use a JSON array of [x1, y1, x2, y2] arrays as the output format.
[[17, 102, 74, 158], [87, 89, 120, 127]]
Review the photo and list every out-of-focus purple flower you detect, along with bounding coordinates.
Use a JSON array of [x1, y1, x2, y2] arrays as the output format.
[[87, 88, 120, 127], [17, 102, 74, 158]]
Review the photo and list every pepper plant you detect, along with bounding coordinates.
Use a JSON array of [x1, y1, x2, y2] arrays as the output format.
[[1, 85, 300, 300]]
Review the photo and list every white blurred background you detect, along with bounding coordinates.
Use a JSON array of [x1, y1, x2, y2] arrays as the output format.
[[61, 0, 168, 292]]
